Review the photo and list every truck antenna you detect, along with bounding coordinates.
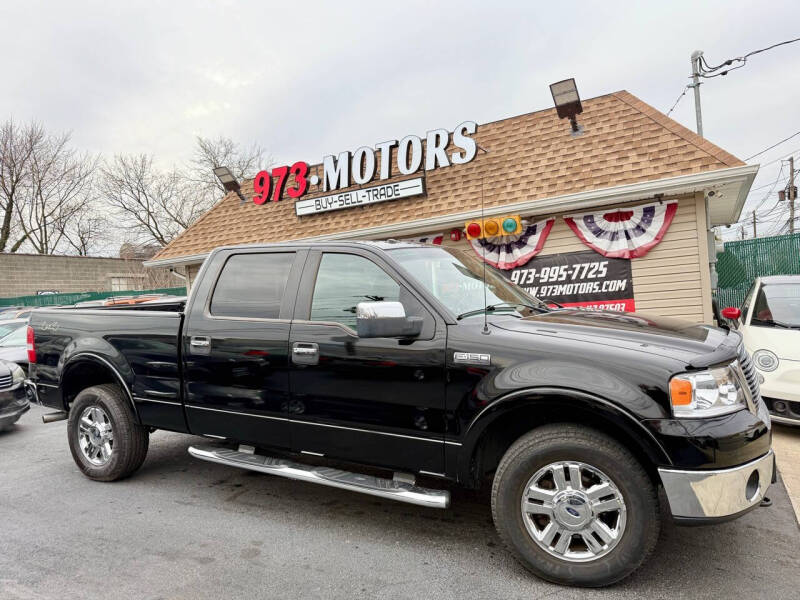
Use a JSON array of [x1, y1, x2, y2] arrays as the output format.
[[480, 177, 489, 335]]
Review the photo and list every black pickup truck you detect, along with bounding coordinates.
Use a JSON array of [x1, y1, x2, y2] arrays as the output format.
[[28, 241, 773, 587]]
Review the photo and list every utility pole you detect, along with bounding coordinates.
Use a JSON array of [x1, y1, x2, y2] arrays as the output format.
[[790, 156, 796, 234], [753, 210, 757, 238], [690, 51, 704, 137]]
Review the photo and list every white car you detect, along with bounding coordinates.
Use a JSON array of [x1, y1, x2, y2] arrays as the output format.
[[722, 275, 800, 425]]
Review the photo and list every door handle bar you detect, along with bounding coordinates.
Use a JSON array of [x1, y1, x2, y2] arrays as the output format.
[[292, 347, 318, 355]]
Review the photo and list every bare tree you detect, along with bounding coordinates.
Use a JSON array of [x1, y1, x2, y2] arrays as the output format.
[[62, 206, 110, 256], [101, 137, 269, 248], [189, 135, 269, 198], [15, 130, 98, 254], [100, 154, 207, 247], [0, 119, 44, 252]]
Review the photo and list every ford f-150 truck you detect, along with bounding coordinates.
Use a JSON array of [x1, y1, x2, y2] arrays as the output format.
[[27, 241, 774, 587]]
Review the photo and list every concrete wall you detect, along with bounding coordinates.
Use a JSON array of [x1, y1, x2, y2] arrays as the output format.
[[0, 253, 149, 298]]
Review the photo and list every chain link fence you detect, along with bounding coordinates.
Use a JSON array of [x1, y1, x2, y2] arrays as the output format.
[[0, 287, 186, 308], [715, 233, 800, 308]]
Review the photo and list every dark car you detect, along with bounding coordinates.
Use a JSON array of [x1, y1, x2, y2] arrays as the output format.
[[27, 241, 773, 587], [0, 358, 29, 430]]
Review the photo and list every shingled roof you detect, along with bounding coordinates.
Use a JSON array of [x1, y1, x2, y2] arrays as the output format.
[[151, 90, 744, 262]]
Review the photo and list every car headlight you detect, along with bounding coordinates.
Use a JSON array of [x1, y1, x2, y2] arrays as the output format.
[[669, 364, 746, 418], [753, 349, 779, 372], [11, 363, 25, 385]]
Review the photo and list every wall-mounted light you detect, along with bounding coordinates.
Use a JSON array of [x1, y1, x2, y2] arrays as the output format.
[[550, 78, 584, 135], [213, 166, 246, 202]]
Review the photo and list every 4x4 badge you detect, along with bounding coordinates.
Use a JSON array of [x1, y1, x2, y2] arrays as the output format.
[[453, 352, 491, 366]]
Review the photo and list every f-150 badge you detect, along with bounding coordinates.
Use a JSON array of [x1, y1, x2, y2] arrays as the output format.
[[453, 352, 491, 366]]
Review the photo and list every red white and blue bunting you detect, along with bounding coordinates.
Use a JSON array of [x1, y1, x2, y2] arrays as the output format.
[[470, 218, 555, 270], [563, 200, 678, 259]]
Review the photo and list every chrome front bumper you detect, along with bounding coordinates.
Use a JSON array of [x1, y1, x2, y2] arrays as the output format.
[[658, 450, 774, 521]]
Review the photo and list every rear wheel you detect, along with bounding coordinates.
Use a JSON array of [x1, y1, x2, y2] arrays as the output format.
[[491, 424, 659, 587], [67, 384, 149, 481]]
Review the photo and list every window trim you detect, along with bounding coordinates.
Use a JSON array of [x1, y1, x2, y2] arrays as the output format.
[[741, 280, 759, 326], [204, 250, 302, 323]]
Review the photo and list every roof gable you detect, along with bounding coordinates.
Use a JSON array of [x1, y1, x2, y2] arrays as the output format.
[[152, 90, 743, 262]]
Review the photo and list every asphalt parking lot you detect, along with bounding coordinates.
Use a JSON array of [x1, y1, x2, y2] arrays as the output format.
[[3, 404, 800, 600]]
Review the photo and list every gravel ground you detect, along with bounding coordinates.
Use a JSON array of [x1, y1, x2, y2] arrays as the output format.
[[2, 404, 799, 600]]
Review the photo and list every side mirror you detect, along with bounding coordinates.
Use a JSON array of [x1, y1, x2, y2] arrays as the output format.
[[356, 301, 423, 338], [721, 307, 741, 321]]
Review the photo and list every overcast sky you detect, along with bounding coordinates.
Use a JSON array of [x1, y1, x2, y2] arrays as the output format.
[[2, 0, 798, 239]]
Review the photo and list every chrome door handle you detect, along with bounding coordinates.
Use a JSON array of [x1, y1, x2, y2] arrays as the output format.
[[292, 342, 319, 365], [190, 336, 211, 355], [292, 347, 317, 355]]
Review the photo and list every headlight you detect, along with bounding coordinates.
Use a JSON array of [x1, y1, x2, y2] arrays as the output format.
[[11, 363, 25, 385], [753, 349, 779, 372], [669, 364, 746, 418]]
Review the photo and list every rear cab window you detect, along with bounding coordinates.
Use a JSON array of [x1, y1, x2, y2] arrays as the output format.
[[210, 253, 295, 319]]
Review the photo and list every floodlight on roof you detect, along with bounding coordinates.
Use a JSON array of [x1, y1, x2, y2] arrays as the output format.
[[550, 78, 584, 135], [213, 166, 246, 202]]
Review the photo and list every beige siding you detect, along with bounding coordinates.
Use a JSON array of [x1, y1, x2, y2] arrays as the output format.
[[438, 193, 709, 323], [186, 264, 202, 293]]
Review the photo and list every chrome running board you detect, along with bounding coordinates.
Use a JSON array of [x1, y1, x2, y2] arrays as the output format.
[[188, 444, 450, 509]]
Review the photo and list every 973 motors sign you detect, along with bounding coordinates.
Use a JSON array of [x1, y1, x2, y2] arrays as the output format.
[[249, 121, 478, 215], [503, 250, 635, 312]]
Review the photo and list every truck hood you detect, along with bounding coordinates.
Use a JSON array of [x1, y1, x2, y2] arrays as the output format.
[[492, 309, 738, 367]]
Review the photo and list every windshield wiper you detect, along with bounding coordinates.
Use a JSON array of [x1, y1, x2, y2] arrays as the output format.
[[456, 302, 548, 321], [753, 318, 798, 329]]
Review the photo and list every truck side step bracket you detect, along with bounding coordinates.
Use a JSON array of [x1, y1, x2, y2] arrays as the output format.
[[188, 444, 450, 509]]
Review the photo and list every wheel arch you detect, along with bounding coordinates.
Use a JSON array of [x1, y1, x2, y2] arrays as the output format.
[[60, 353, 139, 421], [458, 387, 671, 488]]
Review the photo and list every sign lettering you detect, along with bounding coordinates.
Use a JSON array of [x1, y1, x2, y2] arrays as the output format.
[[295, 178, 425, 216], [503, 250, 635, 312], [252, 120, 476, 212]]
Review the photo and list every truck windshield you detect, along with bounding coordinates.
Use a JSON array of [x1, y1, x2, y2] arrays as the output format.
[[389, 246, 542, 319], [751, 283, 800, 329]]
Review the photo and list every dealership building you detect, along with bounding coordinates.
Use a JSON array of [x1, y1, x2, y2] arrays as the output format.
[[145, 89, 757, 323]]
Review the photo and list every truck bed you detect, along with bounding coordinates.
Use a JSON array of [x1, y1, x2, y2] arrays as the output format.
[[29, 308, 184, 429]]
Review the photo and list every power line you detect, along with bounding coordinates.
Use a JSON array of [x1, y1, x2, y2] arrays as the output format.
[[744, 130, 800, 161], [698, 36, 800, 78], [665, 86, 689, 117], [733, 163, 791, 227], [750, 178, 786, 192], [751, 164, 785, 212], [759, 146, 800, 168], [743, 37, 800, 60]]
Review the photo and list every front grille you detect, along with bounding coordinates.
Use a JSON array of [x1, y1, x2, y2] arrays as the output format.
[[738, 345, 761, 401], [0, 374, 12, 390]]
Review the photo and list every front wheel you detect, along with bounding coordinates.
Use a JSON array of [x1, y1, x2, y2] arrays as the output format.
[[491, 424, 660, 587], [67, 384, 149, 481]]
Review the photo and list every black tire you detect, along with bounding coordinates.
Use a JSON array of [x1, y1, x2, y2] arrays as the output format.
[[491, 423, 659, 587], [67, 384, 149, 482]]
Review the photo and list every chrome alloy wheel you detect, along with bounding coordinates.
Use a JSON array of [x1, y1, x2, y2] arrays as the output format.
[[521, 461, 627, 562], [78, 406, 114, 466]]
